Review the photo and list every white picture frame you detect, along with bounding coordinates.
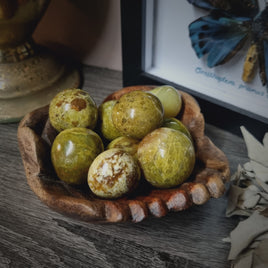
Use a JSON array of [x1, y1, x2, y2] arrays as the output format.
[[143, 0, 268, 124]]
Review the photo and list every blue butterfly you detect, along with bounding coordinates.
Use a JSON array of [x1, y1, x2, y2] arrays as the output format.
[[187, 0, 260, 17], [188, 0, 268, 87]]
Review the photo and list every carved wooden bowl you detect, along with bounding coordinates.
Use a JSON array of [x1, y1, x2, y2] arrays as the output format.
[[17, 85, 230, 223]]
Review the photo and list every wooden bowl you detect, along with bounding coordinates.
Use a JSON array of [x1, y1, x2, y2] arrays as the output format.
[[17, 86, 230, 223]]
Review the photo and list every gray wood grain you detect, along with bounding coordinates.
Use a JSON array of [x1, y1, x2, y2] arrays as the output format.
[[0, 65, 249, 268]]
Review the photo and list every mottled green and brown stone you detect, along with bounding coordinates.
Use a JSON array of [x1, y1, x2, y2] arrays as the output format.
[[149, 85, 182, 118], [98, 100, 121, 141], [49, 88, 98, 132], [88, 148, 141, 199], [112, 91, 164, 140], [137, 127, 195, 188], [163, 117, 193, 142], [51, 128, 104, 184], [107, 136, 140, 160]]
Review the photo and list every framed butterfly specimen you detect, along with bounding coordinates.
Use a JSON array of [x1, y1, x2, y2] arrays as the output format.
[[188, 0, 268, 88], [120, 0, 268, 133]]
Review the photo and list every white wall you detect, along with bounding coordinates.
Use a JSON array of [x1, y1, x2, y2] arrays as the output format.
[[33, 0, 122, 71]]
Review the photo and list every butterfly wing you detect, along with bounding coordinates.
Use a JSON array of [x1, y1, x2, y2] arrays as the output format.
[[188, 0, 266, 85], [229, 0, 259, 17], [189, 12, 251, 67], [242, 43, 258, 83], [253, 6, 268, 87], [260, 39, 268, 87], [263, 39, 268, 87], [187, 0, 259, 16], [243, 39, 268, 87], [187, 0, 231, 11]]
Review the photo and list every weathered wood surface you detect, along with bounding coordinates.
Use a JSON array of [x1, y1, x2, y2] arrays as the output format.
[[0, 65, 249, 267]]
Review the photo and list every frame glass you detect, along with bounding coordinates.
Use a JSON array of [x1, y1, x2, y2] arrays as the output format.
[[120, 0, 268, 138]]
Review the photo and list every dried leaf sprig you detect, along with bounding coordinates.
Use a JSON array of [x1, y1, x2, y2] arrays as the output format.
[[224, 126, 268, 268]]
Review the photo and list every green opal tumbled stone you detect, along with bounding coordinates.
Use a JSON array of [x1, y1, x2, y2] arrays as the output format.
[[112, 91, 164, 140], [150, 85, 182, 118], [137, 127, 195, 188], [88, 148, 141, 199], [163, 117, 193, 142], [107, 136, 140, 160], [98, 100, 121, 141], [49, 88, 98, 132], [51, 128, 104, 184]]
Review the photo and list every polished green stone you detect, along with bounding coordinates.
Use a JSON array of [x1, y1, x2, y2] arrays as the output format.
[[51, 127, 104, 184], [112, 91, 164, 140], [137, 127, 195, 188], [49, 88, 98, 132], [107, 136, 140, 160], [98, 100, 121, 141], [163, 117, 193, 142], [150, 85, 182, 118], [88, 148, 141, 199]]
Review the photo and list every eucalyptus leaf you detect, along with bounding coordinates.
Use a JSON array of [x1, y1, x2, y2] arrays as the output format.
[[256, 178, 268, 193], [250, 160, 268, 183], [243, 162, 253, 172], [240, 126, 268, 168], [260, 207, 268, 217], [243, 194, 261, 209], [252, 239, 268, 268], [226, 184, 245, 217], [258, 194, 268, 203], [263, 133, 268, 149], [232, 249, 253, 268], [226, 127, 268, 268], [228, 211, 268, 260]]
